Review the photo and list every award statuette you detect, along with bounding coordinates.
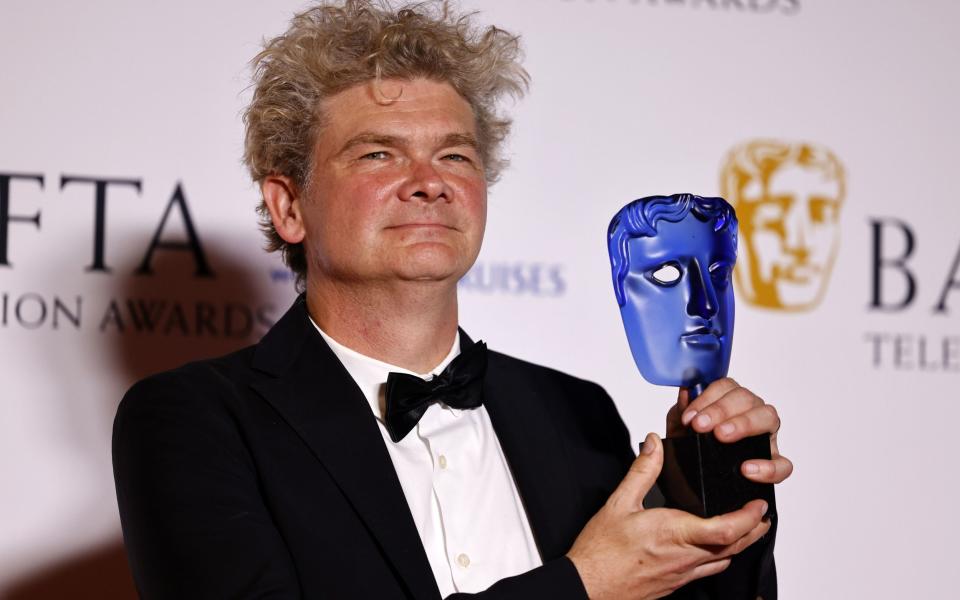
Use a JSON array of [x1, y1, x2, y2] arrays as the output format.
[[607, 194, 776, 599]]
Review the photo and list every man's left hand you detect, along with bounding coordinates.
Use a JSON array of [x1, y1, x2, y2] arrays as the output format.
[[666, 378, 793, 485]]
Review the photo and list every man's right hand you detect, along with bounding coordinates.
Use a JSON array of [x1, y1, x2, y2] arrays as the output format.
[[566, 433, 771, 600]]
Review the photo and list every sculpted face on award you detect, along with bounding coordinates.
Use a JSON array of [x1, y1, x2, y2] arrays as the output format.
[[607, 193, 774, 529], [608, 194, 737, 392]]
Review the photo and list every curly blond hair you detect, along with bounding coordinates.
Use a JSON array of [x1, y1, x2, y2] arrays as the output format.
[[243, 0, 529, 286]]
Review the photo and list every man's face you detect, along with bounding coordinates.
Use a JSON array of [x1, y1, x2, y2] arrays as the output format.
[[619, 215, 736, 387], [736, 164, 843, 309], [301, 78, 487, 288]]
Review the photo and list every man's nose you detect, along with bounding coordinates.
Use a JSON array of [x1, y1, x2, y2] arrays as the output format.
[[398, 160, 450, 203], [686, 259, 718, 320]]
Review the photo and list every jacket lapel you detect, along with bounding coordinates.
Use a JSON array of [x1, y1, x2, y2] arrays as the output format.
[[480, 348, 583, 562], [249, 298, 440, 600]]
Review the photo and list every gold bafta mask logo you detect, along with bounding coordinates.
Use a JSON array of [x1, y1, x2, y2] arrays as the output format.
[[720, 140, 846, 311]]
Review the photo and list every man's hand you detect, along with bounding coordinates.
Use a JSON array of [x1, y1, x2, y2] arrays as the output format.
[[666, 378, 793, 484], [567, 434, 771, 600]]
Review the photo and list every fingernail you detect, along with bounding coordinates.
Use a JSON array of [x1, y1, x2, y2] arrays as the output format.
[[744, 462, 760, 475], [642, 434, 656, 455], [681, 410, 697, 426], [718, 423, 735, 437], [694, 413, 711, 429], [759, 501, 768, 516]]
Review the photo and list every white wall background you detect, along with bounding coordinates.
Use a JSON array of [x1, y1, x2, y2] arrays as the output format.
[[1, 1, 958, 597]]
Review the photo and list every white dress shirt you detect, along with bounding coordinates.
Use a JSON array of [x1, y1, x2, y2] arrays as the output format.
[[311, 320, 543, 597]]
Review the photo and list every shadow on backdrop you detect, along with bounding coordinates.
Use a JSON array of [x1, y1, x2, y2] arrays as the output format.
[[2, 238, 287, 600]]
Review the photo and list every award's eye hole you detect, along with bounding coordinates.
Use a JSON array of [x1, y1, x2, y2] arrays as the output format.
[[650, 263, 681, 285]]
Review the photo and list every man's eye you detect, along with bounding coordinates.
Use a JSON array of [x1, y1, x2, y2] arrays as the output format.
[[360, 151, 390, 160], [649, 263, 681, 285], [442, 153, 469, 162]]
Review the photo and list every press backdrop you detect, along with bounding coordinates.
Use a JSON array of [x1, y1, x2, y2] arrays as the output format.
[[2, 1, 958, 597]]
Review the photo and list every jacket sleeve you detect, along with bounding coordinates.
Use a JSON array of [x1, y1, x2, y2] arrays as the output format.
[[112, 372, 302, 599], [445, 557, 588, 600]]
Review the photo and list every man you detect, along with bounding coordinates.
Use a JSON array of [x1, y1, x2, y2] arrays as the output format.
[[113, 2, 792, 598]]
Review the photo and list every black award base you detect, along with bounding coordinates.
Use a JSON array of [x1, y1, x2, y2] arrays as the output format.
[[658, 432, 776, 519], [655, 433, 778, 600]]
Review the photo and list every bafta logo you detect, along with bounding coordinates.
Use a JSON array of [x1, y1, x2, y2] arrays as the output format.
[[720, 140, 846, 311]]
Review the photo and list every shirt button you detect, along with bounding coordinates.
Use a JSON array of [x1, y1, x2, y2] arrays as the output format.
[[438, 455, 448, 470], [456, 553, 470, 568]]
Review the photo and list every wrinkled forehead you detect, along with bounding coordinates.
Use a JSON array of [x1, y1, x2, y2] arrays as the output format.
[[627, 216, 736, 267]]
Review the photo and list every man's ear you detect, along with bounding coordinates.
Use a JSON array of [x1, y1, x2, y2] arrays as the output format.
[[261, 175, 306, 244]]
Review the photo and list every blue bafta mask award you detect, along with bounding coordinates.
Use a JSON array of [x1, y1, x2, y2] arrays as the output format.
[[607, 194, 776, 519]]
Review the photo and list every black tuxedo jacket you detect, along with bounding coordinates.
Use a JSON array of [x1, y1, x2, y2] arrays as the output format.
[[114, 297, 776, 599], [114, 297, 634, 598]]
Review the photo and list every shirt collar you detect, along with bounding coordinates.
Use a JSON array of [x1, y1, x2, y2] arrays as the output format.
[[309, 317, 461, 422]]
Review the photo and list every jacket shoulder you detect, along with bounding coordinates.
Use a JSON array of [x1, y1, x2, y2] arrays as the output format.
[[116, 344, 259, 423]]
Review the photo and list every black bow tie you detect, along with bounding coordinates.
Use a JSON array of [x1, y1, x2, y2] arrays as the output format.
[[383, 340, 487, 443]]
